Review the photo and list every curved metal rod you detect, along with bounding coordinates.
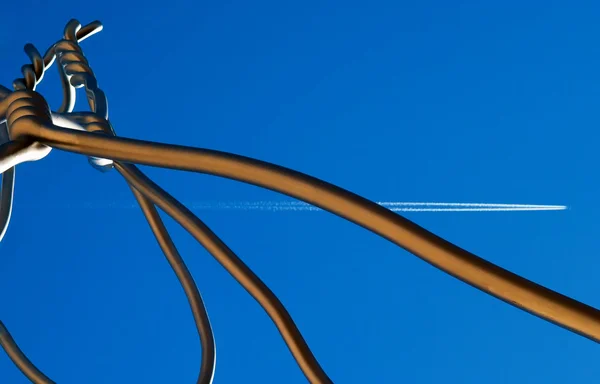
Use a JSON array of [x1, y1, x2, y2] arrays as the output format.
[[0, 122, 14, 242], [0, 129, 42, 243], [0, 166, 14, 242], [0, 321, 54, 384], [128, 184, 216, 384], [117, 163, 331, 384], [0, 175, 218, 384], [0, 172, 218, 384], [15, 122, 600, 344]]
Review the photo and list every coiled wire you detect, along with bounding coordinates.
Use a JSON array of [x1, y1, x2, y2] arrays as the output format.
[[3, 16, 600, 384], [0, 20, 104, 244], [0, 21, 217, 384]]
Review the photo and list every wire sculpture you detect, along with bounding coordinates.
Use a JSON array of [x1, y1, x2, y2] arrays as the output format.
[[0, 19, 598, 384]]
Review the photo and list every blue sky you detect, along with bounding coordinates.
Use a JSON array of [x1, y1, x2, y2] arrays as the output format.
[[1, 1, 599, 383]]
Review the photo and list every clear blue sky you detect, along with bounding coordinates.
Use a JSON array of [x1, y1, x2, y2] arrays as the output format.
[[1, 1, 599, 383]]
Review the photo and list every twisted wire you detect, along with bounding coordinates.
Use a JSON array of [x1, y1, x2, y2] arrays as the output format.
[[0, 91, 53, 168], [55, 20, 108, 119], [0, 122, 14, 242], [0, 89, 217, 382], [11, 19, 101, 100], [0, 19, 104, 244], [0, 17, 215, 379], [48, 19, 103, 114], [53, 19, 110, 171], [2, 18, 600, 384], [42, 21, 103, 69]]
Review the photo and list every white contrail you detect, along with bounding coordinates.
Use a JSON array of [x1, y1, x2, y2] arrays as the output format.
[[176, 201, 568, 212], [389, 207, 566, 212], [49, 201, 568, 212], [377, 202, 563, 208]]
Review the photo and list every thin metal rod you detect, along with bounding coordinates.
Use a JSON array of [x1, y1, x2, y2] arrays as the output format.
[[19, 122, 600, 344], [0, 166, 14, 242], [0, 321, 54, 384], [0, 132, 43, 242], [0, 171, 218, 384], [0, 122, 14, 242], [116, 163, 332, 384], [128, 183, 216, 384]]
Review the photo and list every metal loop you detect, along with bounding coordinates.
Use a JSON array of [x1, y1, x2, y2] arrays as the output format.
[[63, 19, 82, 42], [0, 122, 14, 243]]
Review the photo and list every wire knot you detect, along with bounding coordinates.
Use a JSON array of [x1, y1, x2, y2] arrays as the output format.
[[6, 90, 52, 136]]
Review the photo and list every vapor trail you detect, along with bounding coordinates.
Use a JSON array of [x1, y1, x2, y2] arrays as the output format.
[[378, 202, 564, 208], [148, 201, 567, 212], [195, 201, 567, 212], [389, 207, 566, 212], [43, 201, 568, 212]]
